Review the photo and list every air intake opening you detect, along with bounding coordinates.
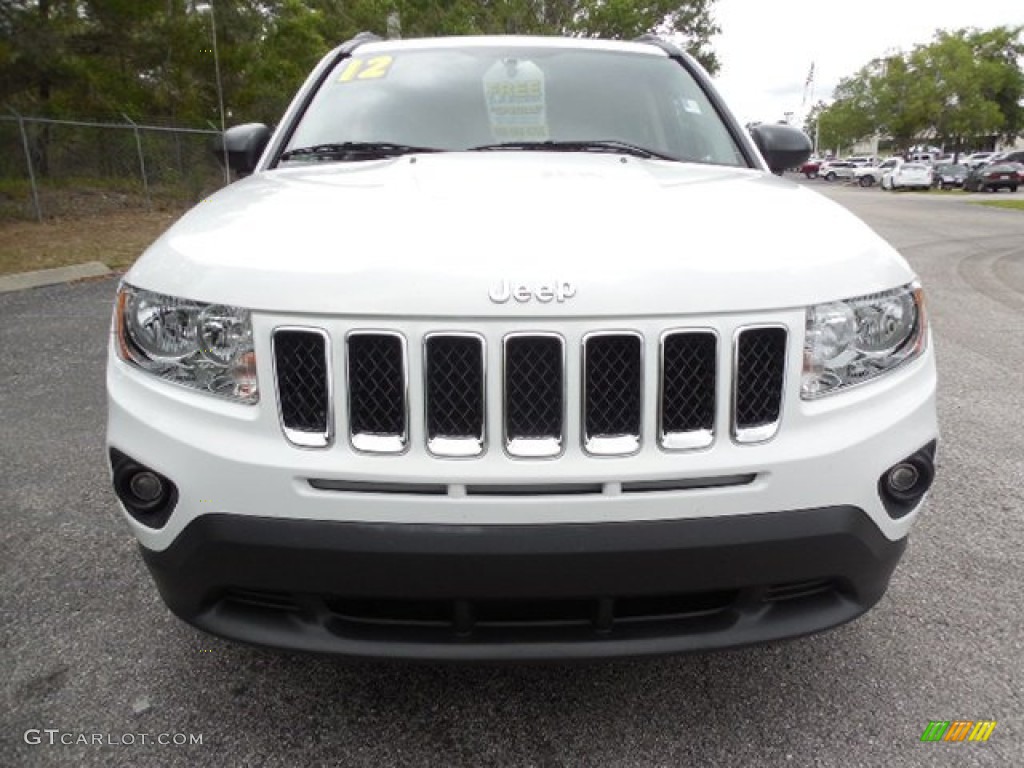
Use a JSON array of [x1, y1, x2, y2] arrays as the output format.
[[504, 334, 564, 457], [660, 331, 717, 450], [425, 334, 485, 457], [347, 332, 408, 453], [273, 328, 330, 447], [584, 333, 642, 455], [734, 327, 787, 443]]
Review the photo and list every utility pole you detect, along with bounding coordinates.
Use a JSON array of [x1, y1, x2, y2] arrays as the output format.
[[197, 2, 230, 184]]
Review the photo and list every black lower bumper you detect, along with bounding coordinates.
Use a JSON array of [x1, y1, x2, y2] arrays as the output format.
[[140, 506, 906, 660]]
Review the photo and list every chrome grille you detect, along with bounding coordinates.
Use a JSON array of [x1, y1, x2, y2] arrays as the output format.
[[424, 334, 485, 457], [583, 333, 642, 455], [734, 327, 787, 443], [272, 322, 789, 455], [504, 334, 564, 457], [346, 332, 407, 453], [272, 328, 330, 448], [660, 331, 716, 450]]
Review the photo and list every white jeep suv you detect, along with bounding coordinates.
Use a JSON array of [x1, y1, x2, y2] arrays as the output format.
[[106, 35, 938, 660]]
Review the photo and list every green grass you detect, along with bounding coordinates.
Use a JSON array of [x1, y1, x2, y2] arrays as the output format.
[[970, 199, 1024, 211], [0, 209, 182, 276]]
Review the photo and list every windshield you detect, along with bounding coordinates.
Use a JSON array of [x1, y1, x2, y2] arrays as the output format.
[[280, 44, 746, 167]]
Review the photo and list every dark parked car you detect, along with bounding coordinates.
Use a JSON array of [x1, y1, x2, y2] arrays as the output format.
[[990, 150, 1024, 166], [932, 164, 969, 190], [963, 163, 1020, 192]]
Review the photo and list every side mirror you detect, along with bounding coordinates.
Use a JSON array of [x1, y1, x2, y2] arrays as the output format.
[[213, 123, 272, 177], [749, 124, 812, 174]]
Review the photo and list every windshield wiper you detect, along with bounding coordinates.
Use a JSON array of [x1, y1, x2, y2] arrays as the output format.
[[279, 142, 443, 162], [468, 139, 678, 161]]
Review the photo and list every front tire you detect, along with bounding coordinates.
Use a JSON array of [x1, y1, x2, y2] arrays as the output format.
[[825, 172, 836, 182], [859, 176, 874, 187]]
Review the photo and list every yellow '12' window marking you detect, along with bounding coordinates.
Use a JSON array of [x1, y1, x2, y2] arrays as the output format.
[[338, 56, 394, 83]]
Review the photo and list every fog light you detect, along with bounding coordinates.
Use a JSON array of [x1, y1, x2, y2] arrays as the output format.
[[110, 449, 178, 528], [129, 471, 164, 503], [887, 464, 920, 494], [878, 442, 936, 518]]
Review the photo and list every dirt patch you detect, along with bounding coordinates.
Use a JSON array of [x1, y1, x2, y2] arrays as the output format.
[[0, 209, 185, 276]]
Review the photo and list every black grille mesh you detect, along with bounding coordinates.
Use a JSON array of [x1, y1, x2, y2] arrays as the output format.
[[426, 336, 484, 438], [661, 332, 716, 434], [585, 335, 642, 437], [735, 328, 787, 429], [347, 334, 406, 436], [273, 330, 328, 433], [505, 336, 563, 439]]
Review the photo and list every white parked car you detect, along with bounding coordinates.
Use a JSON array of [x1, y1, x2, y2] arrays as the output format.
[[964, 151, 997, 168], [854, 157, 901, 187], [106, 34, 937, 660], [846, 155, 876, 167], [819, 160, 858, 181], [882, 163, 933, 191]]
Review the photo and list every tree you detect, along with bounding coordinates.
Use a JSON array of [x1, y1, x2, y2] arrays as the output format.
[[0, 0, 724, 131], [807, 25, 1023, 157]]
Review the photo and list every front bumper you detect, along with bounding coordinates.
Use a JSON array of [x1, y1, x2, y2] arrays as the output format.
[[141, 505, 905, 660]]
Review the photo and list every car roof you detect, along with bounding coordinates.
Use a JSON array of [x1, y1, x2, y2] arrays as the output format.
[[356, 35, 669, 57]]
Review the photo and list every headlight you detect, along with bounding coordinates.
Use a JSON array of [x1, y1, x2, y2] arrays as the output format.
[[802, 283, 926, 399], [115, 283, 258, 403]]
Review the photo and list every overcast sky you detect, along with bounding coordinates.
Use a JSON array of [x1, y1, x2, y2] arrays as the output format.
[[709, 0, 1023, 126]]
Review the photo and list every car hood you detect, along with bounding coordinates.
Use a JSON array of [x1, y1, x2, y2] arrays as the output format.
[[128, 153, 915, 316]]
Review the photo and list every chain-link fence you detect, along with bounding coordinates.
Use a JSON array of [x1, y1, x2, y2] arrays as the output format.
[[0, 113, 228, 222]]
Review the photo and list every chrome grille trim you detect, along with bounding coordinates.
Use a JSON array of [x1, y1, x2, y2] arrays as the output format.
[[271, 327, 333, 449], [582, 331, 643, 456], [423, 332, 486, 458], [658, 329, 718, 451], [269, 320, 792, 457], [732, 325, 788, 445], [502, 332, 566, 459], [345, 330, 409, 454]]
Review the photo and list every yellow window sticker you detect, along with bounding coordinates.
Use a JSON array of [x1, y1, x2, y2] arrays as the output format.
[[337, 56, 394, 83], [483, 59, 548, 141]]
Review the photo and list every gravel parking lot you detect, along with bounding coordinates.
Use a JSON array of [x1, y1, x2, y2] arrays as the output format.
[[2, 183, 1021, 767]]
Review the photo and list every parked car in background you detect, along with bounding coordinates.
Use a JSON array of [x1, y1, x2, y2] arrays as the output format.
[[963, 163, 1021, 192], [820, 160, 857, 182], [964, 151, 996, 168], [882, 163, 932, 191], [932, 163, 969, 190], [800, 157, 821, 178], [855, 158, 901, 187], [847, 155, 876, 167], [993, 150, 1024, 166]]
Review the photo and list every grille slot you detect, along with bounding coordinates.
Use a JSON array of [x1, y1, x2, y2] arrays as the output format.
[[583, 333, 642, 455], [347, 332, 407, 453], [734, 327, 787, 443], [272, 328, 331, 447], [660, 331, 717, 450], [504, 334, 564, 457], [319, 591, 739, 640], [763, 579, 836, 603], [424, 334, 485, 457]]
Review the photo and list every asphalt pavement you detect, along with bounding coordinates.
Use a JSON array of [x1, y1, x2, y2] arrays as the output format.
[[1, 184, 1022, 767]]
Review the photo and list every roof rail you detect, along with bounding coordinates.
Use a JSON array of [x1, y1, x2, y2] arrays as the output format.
[[633, 34, 685, 57], [340, 31, 383, 52]]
